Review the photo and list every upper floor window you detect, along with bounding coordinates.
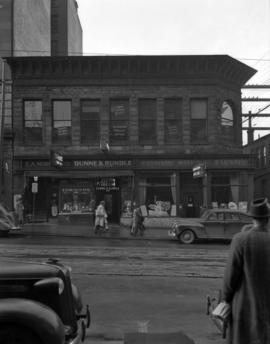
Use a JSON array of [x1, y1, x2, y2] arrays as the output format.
[[221, 101, 234, 137], [80, 100, 100, 144], [190, 99, 208, 143], [23, 100, 43, 144], [221, 101, 233, 126], [139, 99, 156, 145], [110, 99, 129, 144], [164, 98, 182, 144], [52, 100, 71, 144]]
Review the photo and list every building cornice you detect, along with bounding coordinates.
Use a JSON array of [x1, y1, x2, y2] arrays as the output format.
[[6, 55, 256, 87]]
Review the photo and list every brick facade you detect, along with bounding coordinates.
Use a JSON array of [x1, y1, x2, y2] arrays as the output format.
[[5, 55, 256, 224]]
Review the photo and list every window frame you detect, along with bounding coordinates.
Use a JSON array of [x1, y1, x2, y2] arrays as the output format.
[[164, 98, 182, 144], [190, 98, 208, 143], [109, 98, 129, 145], [80, 99, 101, 145], [52, 99, 72, 145], [138, 98, 157, 145], [23, 99, 43, 145]]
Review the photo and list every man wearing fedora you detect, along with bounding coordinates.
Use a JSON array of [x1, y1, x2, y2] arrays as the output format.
[[221, 198, 270, 344]]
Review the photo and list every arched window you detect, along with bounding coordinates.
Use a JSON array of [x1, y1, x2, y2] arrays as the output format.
[[221, 101, 234, 127]]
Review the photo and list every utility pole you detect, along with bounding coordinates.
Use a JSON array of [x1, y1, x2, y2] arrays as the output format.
[[0, 59, 6, 201]]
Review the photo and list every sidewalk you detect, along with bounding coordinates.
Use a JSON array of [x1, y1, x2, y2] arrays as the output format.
[[19, 221, 170, 240]]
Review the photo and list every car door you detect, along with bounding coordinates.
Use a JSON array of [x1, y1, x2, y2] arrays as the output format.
[[224, 212, 242, 239], [204, 211, 225, 238]]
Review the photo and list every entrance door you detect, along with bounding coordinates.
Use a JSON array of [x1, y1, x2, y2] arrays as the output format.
[[95, 178, 121, 223], [96, 191, 120, 222]]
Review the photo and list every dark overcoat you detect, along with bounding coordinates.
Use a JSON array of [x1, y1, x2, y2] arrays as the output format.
[[222, 226, 270, 344]]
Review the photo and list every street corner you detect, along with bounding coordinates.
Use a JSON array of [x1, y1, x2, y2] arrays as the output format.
[[124, 331, 195, 344]]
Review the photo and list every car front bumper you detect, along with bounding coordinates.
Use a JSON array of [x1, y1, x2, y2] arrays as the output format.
[[168, 229, 176, 238]]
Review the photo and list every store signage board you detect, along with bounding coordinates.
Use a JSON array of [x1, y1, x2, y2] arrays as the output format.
[[32, 182, 38, 193], [193, 163, 205, 178], [20, 157, 252, 170]]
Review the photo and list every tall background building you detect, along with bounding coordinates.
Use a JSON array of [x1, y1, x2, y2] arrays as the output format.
[[0, 0, 82, 206]]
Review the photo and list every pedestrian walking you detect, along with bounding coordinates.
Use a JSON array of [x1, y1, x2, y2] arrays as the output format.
[[222, 197, 270, 344], [15, 196, 24, 226], [94, 200, 108, 234], [130, 202, 145, 237]]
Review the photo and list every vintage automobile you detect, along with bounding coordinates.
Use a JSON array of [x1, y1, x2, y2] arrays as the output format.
[[168, 208, 252, 244], [0, 258, 90, 344]]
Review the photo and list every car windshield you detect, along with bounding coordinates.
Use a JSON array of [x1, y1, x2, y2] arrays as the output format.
[[201, 210, 211, 219]]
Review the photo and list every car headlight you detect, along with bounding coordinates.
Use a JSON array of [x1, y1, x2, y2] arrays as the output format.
[[58, 278, 65, 294]]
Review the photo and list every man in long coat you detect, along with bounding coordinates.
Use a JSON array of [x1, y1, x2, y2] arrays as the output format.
[[222, 198, 270, 344]]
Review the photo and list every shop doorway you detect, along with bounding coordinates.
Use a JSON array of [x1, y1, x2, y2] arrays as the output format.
[[180, 173, 203, 217], [95, 178, 121, 223]]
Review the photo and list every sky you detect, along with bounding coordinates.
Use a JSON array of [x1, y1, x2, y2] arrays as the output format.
[[77, 0, 270, 142]]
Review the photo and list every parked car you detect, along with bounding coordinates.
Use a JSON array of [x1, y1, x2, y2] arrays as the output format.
[[168, 208, 252, 244], [0, 258, 90, 343]]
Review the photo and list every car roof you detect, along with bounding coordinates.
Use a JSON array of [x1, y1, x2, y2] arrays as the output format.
[[0, 260, 63, 279], [208, 208, 249, 215]]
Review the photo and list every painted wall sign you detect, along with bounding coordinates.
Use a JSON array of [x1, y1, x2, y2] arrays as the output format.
[[73, 160, 132, 168], [20, 157, 252, 171]]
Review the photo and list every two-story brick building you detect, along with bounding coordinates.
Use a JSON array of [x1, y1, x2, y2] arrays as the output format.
[[6, 55, 256, 227]]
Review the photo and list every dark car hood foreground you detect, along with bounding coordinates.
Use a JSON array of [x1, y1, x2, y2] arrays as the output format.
[[0, 260, 62, 279]]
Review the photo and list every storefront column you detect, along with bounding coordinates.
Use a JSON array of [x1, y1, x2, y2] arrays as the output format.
[[203, 172, 211, 207], [175, 171, 180, 216]]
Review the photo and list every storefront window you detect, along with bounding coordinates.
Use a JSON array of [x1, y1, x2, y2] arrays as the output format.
[[60, 185, 93, 214], [138, 175, 176, 216], [211, 174, 248, 210]]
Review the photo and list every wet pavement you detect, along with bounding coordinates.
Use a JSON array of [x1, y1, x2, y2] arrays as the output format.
[[3, 223, 229, 344]]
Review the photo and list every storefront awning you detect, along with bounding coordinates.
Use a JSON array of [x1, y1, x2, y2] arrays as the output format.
[[24, 170, 134, 178]]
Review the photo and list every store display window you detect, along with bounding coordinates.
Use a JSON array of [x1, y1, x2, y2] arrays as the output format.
[[211, 173, 248, 210], [138, 175, 176, 216], [60, 185, 93, 214]]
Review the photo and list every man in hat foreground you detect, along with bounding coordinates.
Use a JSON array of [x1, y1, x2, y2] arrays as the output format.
[[222, 198, 270, 344]]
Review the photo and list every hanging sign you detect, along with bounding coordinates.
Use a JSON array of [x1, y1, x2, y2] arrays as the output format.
[[192, 163, 205, 178]]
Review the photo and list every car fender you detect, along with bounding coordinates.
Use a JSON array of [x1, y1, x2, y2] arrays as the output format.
[[0, 298, 65, 344], [176, 223, 207, 238]]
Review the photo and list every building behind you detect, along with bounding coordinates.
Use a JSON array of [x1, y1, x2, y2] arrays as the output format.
[[0, 0, 82, 57], [244, 135, 270, 200], [0, 0, 82, 205]]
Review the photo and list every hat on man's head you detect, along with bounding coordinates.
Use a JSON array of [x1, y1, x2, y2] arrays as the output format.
[[247, 198, 270, 218]]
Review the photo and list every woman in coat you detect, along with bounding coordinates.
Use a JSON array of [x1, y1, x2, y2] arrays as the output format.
[[130, 202, 145, 237], [222, 198, 270, 344], [94, 201, 108, 234]]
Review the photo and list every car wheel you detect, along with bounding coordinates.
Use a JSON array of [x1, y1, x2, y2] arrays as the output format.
[[179, 229, 195, 244], [0, 325, 42, 344]]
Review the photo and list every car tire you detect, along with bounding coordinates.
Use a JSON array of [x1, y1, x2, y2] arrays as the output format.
[[179, 229, 195, 244], [0, 325, 42, 344]]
